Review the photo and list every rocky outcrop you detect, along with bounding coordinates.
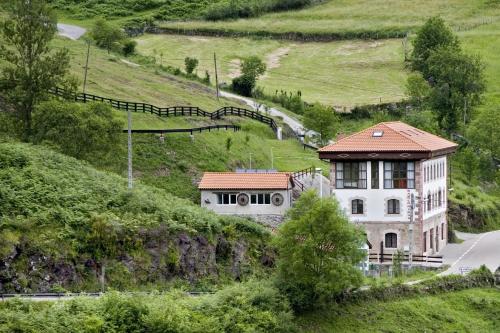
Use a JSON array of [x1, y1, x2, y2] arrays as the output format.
[[448, 201, 497, 231], [0, 228, 266, 293]]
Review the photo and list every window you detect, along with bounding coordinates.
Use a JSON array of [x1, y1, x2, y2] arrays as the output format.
[[384, 161, 415, 189], [387, 199, 400, 214], [385, 233, 397, 248], [217, 193, 237, 205], [352, 199, 364, 214], [441, 223, 445, 240], [427, 193, 431, 211], [250, 193, 271, 205], [438, 190, 442, 208], [423, 231, 427, 252], [430, 228, 434, 250], [336, 162, 367, 189], [371, 161, 379, 189]]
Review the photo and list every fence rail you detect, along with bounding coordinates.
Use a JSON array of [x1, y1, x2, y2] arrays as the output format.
[[122, 124, 241, 134], [49, 88, 278, 133], [369, 253, 443, 264]]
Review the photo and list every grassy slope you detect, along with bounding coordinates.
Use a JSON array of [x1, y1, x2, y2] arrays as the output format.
[[297, 288, 500, 333], [158, 0, 500, 35], [99, 118, 325, 202], [52, 36, 230, 110], [135, 35, 407, 106], [0, 141, 270, 291]]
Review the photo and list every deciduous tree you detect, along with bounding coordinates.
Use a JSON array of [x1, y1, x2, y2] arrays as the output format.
[[303, 103, 339, 146], [275, 191, 365, 311], [0, 0, 71, 141]]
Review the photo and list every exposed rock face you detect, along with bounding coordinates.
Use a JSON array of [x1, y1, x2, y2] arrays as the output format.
[[0, 228, 263, 293], [448, 202, 491, 230]]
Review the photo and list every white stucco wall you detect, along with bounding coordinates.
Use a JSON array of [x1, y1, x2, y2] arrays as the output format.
[[422, 156, 448, 219], [200, 189, 292, 216], [331, 161, 417, 223]]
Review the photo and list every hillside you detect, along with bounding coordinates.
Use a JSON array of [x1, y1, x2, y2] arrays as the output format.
[[297, 288, 500, 332], [157, 0, 500, 37], [0, 141, 271, 292]]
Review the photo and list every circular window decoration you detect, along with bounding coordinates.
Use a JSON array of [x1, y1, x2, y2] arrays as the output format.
[[237, 193, 249, 206], [271, 193, 284, 206]]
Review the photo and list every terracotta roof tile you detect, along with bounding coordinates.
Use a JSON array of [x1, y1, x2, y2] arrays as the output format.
[[198, 172, 292, 190], [319, 121, 457, 153]]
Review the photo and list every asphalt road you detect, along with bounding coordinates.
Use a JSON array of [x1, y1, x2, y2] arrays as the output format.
[[57, 23, 86, 40], [440, 230, 500, 275]]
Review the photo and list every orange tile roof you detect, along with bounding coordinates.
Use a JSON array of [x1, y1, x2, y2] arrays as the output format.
[[319, 121, 458, 153], [198, 172, 292, 190]]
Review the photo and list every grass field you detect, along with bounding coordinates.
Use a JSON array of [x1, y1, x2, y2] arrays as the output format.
[[297, 288, 500, 333], [136, 34, 407, 107], [158, 0, 500, 36], [52, 36, 231, 110]]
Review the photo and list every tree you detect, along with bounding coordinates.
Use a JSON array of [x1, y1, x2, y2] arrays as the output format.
[[426, 48, 485, 133], [467, 108, 500, 157], [232, 56, 266, 97], [91, 18, 125, 54], [32, 101, 123, 162], [303, 103, 339, 146], [411, 16, 460, 77], [275, 191, 365, 311], [405, 72, 431, 109], [0, 0, 71, 141], [184, 57, 199, 75]]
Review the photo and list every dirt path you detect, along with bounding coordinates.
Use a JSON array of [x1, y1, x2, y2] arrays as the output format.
[[228, 46, 292, 79], [57, 23, 86, 40]]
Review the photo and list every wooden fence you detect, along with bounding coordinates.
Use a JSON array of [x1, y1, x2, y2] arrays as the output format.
[[122, 124, 241, 134], [49, 87, 278, 133], [369, 252, 443, 264]]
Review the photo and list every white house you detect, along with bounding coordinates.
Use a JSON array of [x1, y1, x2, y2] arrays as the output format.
[[318, 121, 458, 257], [198, 171, 294, 220]]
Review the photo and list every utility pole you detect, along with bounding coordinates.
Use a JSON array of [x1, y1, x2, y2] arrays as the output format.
[[214, 52, 220, 100], [271, 147, 274, 170], [127, 107, 133, 189], [83, 39, 91, 94], [409, 193, 416, 268], [249, 153, 252, 170]]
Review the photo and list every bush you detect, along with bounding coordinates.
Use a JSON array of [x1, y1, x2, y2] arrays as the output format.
[[184, 57, 199, 75], [122, 40, 137, 56], [32, 100, 123, 162]]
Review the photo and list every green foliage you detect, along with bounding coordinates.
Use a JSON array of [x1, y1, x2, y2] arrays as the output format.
[[303, 103, 339, 146], [411, 16, 460, 77], [91, 18, 126, 53], [455, 148, 480, 184], [426, 48, 485, 133], [275, 191, 365, 311], [0, 142, 271, 291], [0, 282, 296, 332], [204, 0, 320, 21], [184, 57, 199, 75], [0, 0, 71, 141], [225, 136, 232, 151], [405, 72, 431, 109], [122, 39, 137, 57], [32, 101, 123, 162], [467, 107, 500, 157]]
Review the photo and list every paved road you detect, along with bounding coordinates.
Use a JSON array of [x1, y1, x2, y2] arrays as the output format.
[[439, 230, 500, 275], [57, 23, 86, 40]]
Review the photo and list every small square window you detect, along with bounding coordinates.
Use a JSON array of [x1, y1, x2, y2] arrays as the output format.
[[372, 131, 384, 137]]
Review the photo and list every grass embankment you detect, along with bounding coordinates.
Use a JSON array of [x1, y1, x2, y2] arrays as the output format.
[[0, 142, 271, 292], [98, 117, 326, 202], [135, 34, 407, 107], [157, 0, 500, 38], [297, 288, 500, 333]]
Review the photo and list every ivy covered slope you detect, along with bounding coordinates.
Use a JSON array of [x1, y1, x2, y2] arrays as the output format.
[[0, 142, 271, 293]]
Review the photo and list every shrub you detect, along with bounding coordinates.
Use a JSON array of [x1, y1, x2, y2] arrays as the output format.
[[184, 57, 199, 75], [122, 39, 137, 56]]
